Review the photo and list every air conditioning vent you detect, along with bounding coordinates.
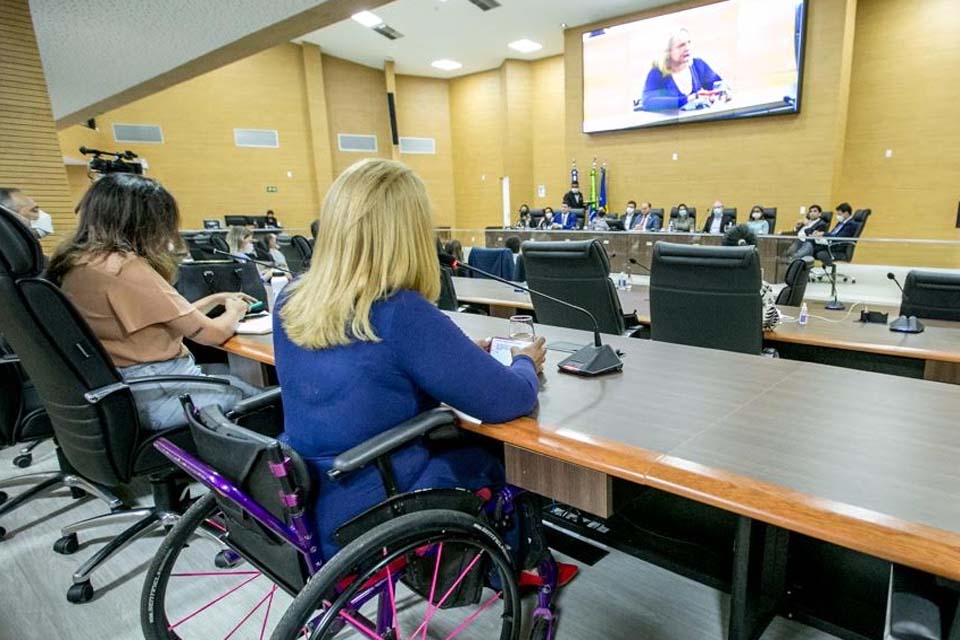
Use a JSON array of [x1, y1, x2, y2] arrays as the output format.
[[234, 129, 279, 148], [338, 134, 378, 153], [399, 137, 436, 155], [112, 123, 163, 144], [373, 24, 403, 40], [466, 0, 501, 11]]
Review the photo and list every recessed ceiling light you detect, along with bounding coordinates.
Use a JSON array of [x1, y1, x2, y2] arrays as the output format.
[[431, 59, 462, 71], [351, 11, 384, 28], [508, 39, 543, 53], [560, 22, 568, 29]]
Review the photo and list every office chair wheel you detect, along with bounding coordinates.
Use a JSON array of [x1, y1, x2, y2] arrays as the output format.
[[0, 526, 6, 540], [67, 580, 94, 604], [13, 453, 32, 468], [53, 532, 79, 555], [272, 509, 521, 640], [0, 490, 7, 505], [69, 486, 87, 500], [213, 549, 243, 569], [141, 492, 294, 640]]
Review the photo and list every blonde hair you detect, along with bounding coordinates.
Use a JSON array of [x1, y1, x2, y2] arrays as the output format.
[[655, 27, 690, 76], [280, 158, 440, 349], [226, 226, 251, 253]]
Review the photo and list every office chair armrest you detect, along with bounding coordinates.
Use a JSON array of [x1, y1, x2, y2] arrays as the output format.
[[328, 408, 458, 480], [0, 353, 19, 365], [85, 375, 234, 404]]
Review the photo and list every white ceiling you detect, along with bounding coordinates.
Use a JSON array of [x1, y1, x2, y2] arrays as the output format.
[[300, 0, 671, 77], [30, 0, 332, 120]]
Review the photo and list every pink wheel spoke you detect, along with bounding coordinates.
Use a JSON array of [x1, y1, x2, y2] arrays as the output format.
[[443, 591, 503, 640], [223, 586, 276, 640], [338, 609, 383, 640], [385, 548, 401, 638], [167, 573, 261, 630], [406, 551, 484, 640], [171, 570, 260, 577], [258, 585, 278, 640], [419, 542, 445, 640]]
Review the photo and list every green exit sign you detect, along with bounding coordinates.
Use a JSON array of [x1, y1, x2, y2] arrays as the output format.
[[266, 186, 278, 193]]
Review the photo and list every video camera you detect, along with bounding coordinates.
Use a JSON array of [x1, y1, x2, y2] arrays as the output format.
[[79, 146, 144, 175]]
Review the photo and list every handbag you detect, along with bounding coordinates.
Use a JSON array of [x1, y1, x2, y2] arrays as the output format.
[[175, 260, 269, 310]]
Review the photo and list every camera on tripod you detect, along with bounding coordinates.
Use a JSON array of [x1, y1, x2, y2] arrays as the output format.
[[79, 146, 144, 175]]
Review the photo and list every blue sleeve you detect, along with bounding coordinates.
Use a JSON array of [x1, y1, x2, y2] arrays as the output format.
[[642, 67, 684, 112], [650, 215, 662, 230], [387, 292, 539, 423], [694, 58, 722, 90]]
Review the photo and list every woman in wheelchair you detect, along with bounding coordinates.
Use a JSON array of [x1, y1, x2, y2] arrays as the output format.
[[140, 159, 574, 640]]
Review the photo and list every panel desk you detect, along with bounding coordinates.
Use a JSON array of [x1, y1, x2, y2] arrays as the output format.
[[222, 313, 960, 639]]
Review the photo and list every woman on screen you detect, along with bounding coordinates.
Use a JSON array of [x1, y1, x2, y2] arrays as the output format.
[[641, 28, 730, 113]]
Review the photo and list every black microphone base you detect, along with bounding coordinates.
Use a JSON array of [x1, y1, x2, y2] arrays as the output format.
[[558, 344, 623, 377], [889, 316, 925, 334]]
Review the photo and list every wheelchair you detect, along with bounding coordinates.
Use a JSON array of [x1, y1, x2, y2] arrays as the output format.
[[140, 394, 564, 639]]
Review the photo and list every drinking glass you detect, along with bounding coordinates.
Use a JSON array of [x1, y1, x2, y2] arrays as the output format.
[[508, 315, 536, 343]]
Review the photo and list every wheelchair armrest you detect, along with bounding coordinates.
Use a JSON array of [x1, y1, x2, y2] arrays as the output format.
[[227, 386, 281, 417], [329, 408, 458, 480], [84, 375, 233, 404]]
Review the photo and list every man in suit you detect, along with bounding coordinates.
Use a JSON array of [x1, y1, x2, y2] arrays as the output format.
[[551, 203, 579, 230], [702, 200, 735, 234], [813, 202, 857, 265], [631, 202, 661, 231], [0, 187, 53, 239], [562, 181, 585, 209]]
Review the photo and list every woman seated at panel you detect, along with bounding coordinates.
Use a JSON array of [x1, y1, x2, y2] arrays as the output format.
[[274, 158, 549, 562], [444, 239, 470, 278], [673, 203, 695, 232], [746, 205, 770, 235], [47, 174, 259, 431]]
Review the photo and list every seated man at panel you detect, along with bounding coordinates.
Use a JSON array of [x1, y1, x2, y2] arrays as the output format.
[[629, 202, 661, 232], [812, 202, 857, 265], [723, 225, 781, 331], [562, 181, 585, 209], [0, 186, 54, 239], [551, 203, 579, 230], [702, 200, 734, 234]]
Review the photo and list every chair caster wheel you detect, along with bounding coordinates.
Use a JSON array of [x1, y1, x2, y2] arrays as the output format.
[[69, 487, 87, 500], [0, 526, 6, 540], [214, 549, 243, 569], [0, 490, 7, 505], [13, 454, 31, 468], [54, 533, 79, 555], [67, 581, 94, 604]]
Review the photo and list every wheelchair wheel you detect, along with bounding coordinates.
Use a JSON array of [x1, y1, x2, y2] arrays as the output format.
[[272, 509, 521, 640], [141, 492, 295, 639]]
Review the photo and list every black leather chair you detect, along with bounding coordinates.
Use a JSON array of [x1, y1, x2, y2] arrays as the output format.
[[762, 207, 778, 233], [0, 204, 279, 602], [775, 258, 811, 307], [224, 215, 251, 227], [723, 207, 738, 224], [571, 208, 586, 230], [291, 234, 313, 270], [513, 253, 526, 283], [438, 266, 459, 312], [210, 233, 230, 254], [522, 240, 637, 336], [900, 271, 960, 322], [669, 206, 698, 227], [650, 243, 763, 355], [815, 209, 871, 309], [0, 337, 51, 468]]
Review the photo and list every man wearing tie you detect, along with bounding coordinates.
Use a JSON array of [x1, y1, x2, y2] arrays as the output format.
[[551, 203, 579, 230], [562, 182, 585, 209], [628, 202, 661, 231], [813, 202, 857, 265], [702, 200, 735, 234]]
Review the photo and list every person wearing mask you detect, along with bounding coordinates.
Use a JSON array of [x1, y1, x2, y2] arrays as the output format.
[[537, 207, 554, 229], [226, 225, 255, 259], [745, 205, 770, 235], [587, 208, 610, 231], [562, 182, 585, 209], [551, 203, 579, 230], [274, 158, 548, 562], [813, 203, 858, 265], [46, 173, 259, 431], [787, 204, 829, 259], [516, 204, 531, 228], [263, 210, 281, 229], [722, 225, 781, 331], [265, 233, 288, 269], [702, 200, 734, 234], [0, 187, 54, 239], [672, 203, 695, 232]]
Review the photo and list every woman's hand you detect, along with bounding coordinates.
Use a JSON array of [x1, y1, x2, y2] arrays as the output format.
[[474, 338, 492, 352], [194, 291, 257, 314], [511, 336, 547, 373], [224, 296, 250, 318]]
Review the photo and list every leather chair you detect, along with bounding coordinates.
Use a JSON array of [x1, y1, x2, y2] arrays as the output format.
[[291, 234, 313, 270], [762, 207, 778, 233], [900, 271, 960, 322], [650, 243, 763, 355], [669, 206, 698, 226], [723, 207, 738, 224], [775, 258, 811, 307], [210, 233, 230, 254], [815, 209, 871, 309], [0, 204, 278, 602], [0, 337, 51, 469], [522, 240, 637, 336], [276, 236, 305, 274], [570, 208, 586, 230], [438, 266, 459, 312]]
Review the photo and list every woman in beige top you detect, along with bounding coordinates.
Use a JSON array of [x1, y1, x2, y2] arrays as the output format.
[[47, 173, 259, 430]]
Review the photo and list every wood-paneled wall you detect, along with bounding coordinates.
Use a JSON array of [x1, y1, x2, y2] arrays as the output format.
[[0, 0, 75, 253]]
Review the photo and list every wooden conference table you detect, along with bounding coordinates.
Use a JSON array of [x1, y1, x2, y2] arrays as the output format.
[[222, 312, 960, 638], [451, 276, 960, 385]]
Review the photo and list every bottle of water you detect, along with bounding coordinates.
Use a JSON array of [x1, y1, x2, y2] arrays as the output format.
[[668, 220, 676, 232], [617, 271, 627, 290], [798, 302, 809, 326]]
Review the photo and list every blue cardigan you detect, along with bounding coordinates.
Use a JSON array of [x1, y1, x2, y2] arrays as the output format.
[[641, 58, 722, 112], [273, 289, 539, 559]]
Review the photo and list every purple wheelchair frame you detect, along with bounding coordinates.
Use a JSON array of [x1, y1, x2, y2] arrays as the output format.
[[153, 435, 560, 639]]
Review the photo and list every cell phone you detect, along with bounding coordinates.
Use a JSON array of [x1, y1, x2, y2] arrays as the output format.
[[488, 337, 531, 366], [247, 300, 265, 314]]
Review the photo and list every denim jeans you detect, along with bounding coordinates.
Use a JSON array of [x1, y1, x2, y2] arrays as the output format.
[[119, 354, 260, 431]]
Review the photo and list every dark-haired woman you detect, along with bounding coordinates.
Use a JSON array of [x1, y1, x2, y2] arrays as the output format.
[[48, 173, 259, 430]]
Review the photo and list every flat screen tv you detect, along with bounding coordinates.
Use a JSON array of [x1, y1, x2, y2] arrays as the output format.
[[582, 0, 807, 133]]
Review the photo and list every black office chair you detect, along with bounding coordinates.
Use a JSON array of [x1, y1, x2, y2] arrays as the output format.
[[762, 207, 778, 234], [291, 235, 313, 270], [815, 209, 871, 310], [0, 204, 280, 602], [210, 234, 230, 254], [438, 266, 459, 312], [522, 240, 638, 336], [650, 243, 763, 355], [571, 208, 586, 230], [775, 258, 811, 306], [669, 206, 698, 226], [650, 208, 665, 229], [900, 271, 960, 321], [224, 215, 250, 227], [723, 207, 738, 224], [513, 253, 527, 283], [0, 337, 51, 469]]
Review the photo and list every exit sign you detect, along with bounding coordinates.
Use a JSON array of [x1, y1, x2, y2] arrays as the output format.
[[266, 186, 278, 193]]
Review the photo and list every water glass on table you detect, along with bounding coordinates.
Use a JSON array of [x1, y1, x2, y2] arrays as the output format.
[[508, 315, 536, 343]]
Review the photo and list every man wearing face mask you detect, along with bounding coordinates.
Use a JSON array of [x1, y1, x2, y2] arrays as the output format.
[[702, 200, 735, 234], [0, 187, 54, 239], [787, 204, 831, 260], [562, 181, 585, 209], [672, 203, 695, 232], [813, 202, 857, 265]]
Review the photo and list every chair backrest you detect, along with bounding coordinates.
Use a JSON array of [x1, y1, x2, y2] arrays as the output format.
[[529, 209, 545, 228], [202, 219, 221, 230], [0, 206, 141, 487], [570, 208, 586, 229], [291, 235, 313, 268], [899, 270, 960, 321], [723, 207, 738, 223], [0, 337, 52, 446], [669, 206, 698, 222], [819, 210, 834, 227], [185, 399, 312, 591], [522, 240, 625, 335], [438, 266, 459, 311], [832, 208, 871, 262], [761, 207, 778, 233], [183, 232, 218, 260], [513, 253, 526, 282], [210, 234, 230, 254], [775, 258, 811, 306], [224, 215, 250, 227], [650, 207, 665, 220], [276, 237, 305, 274], [467, 247, 515, 281], [650, 242, 762, 354]]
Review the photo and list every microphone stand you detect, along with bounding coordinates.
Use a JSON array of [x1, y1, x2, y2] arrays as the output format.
[[212, 248, 294, 276], [886, 272, 925, 334]]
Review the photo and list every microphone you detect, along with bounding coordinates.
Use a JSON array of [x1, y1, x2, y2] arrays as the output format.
[[886, 272, 925, 334], [886, 272, 903, 293], [439, 253, 622, 376], [213, 248, 294, 276], [627, 257, 652, 275]]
